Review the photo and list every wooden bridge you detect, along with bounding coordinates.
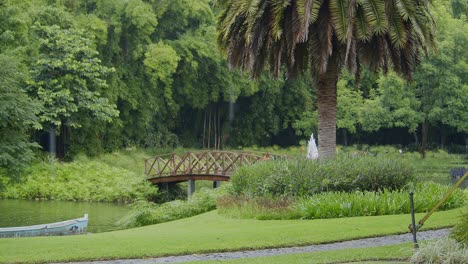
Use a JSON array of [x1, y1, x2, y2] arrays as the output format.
[[144, 151, 287, 195]]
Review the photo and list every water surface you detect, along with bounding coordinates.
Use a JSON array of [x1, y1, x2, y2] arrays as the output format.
[[0, 199, 131, 233]]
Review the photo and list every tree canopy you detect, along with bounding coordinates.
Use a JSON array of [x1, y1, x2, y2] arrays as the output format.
[[217, 0, 436, 158], [0, 0, 466, 176]]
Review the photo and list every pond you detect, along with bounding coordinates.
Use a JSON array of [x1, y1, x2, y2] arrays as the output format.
[[0, 199, 131, 233]]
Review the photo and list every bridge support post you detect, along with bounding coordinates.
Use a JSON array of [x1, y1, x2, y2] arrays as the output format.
[[188, 179, 195, 197], [213, 181, 221, 189]]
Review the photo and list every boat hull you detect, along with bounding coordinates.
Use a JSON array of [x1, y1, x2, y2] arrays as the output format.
[[0, 214, 88, 238]]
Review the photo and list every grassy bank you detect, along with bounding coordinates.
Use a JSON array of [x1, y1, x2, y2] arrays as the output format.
[[0, 209, 463, 263], [0, 156, 157, 202]]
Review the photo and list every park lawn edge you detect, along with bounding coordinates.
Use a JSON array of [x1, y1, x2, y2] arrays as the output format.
[[0, 209, 463, 263], [190, 243, 414, 264]]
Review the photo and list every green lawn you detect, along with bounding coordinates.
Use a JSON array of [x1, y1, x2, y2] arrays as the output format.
[[0, 209, 462, 263], [192, 243, 413, 264]]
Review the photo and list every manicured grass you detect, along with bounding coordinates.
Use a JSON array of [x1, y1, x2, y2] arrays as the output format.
[[191, 243, 413, 264], [0, 209, 462, 263]]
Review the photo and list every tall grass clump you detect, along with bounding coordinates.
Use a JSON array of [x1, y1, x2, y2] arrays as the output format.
[[294, 182, 466, 219], [409, 238, 468, 264], [0, 159, 157, 203], [230, 156, 414, 197], [451, 206, 468, 244], [217, 195, 299, 220], [120, 188, 221, 227], [218, 182, 466, 220]]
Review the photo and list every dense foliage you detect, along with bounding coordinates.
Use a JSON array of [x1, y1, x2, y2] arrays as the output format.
[[451, 206, 468, 244], [0, 0, 466, 177], [0, 157, 157, 202], [0, 55, 41, 182], [120, 188, 220, 227], [230, 156, 414, 197], [218, 182, 466, 220]]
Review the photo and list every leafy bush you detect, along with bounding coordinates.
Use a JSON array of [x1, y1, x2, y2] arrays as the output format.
[[409, 238, 468, 264], [120, 188, 221, 227], [451, 207, 468, 244], [0, 159, 158, 203], [218, 182, 466, 220], [230, 156, 414, 197]]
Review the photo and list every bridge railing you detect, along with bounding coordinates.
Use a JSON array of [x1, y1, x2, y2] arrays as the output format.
[[144, 151, 289, 179]]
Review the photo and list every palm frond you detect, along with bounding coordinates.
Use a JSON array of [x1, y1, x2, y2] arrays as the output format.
[[355, 5, 371, 40], [290, 42, 309, 78], [344, 0, 357, 63], [242, 0, 263, 44], [329, 0, 349, 43], [271, 0, 290, 40], [344, 38, 357, 74], [399, 27, 419, 79], [316, 2, 334, 74], [386, 1, 406, 48], [295, 0, 314, 42], [395, 0, 416, 21], [359, 36, 385, 71], [310, 0, 324, 23], [411, 7, 435, 52], [359, 0, 387, 35]]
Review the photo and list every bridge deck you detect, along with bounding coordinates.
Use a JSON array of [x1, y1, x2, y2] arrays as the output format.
[[145, 151, 287, 184]]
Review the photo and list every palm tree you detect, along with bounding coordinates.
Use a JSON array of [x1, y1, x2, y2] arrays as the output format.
[[217, 0, 435, 158]]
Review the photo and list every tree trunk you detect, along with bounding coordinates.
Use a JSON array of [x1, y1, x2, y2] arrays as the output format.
[[440, 127, 447, 149], [420, 119, 429, 159], [208, 108, 211, 149], [217, 106, 221, 149], [49, 126, 56, 158], [57, 124, 70, 160], [342, 128, 348, 146], [413, 131, 419, 145], [317, 58, 339, 159], [214, 108, 217, 150], [202, 110, 206, 148]]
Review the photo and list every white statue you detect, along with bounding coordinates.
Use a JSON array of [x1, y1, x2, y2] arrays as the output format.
[[307, 133, 319, 160]]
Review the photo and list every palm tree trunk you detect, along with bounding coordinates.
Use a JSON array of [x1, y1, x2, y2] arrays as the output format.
[[317, 58, 339, 159]]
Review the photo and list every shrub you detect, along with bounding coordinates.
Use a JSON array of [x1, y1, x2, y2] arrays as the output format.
[[218, 182, 466, 220], [0, 159, 158, 203], [409, 238, 468, 264], [451, 207, 468, 244], [120, 188, 222, 227], [230, 156, 414, 197]]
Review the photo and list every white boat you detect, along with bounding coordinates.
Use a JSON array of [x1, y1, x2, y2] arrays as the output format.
[[0, 214, 88, 238]]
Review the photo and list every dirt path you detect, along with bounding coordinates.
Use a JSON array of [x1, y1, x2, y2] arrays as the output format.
[[61, 228, 450, 264]]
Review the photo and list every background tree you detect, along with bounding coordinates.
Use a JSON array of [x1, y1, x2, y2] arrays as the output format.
[[0, 0, 465, 166], [359, 72, 421, 143], [413, 1, 468, 155], [217, 0, 435, 158], [0, 54, 41, 183], [28, 24, 118, 158]]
